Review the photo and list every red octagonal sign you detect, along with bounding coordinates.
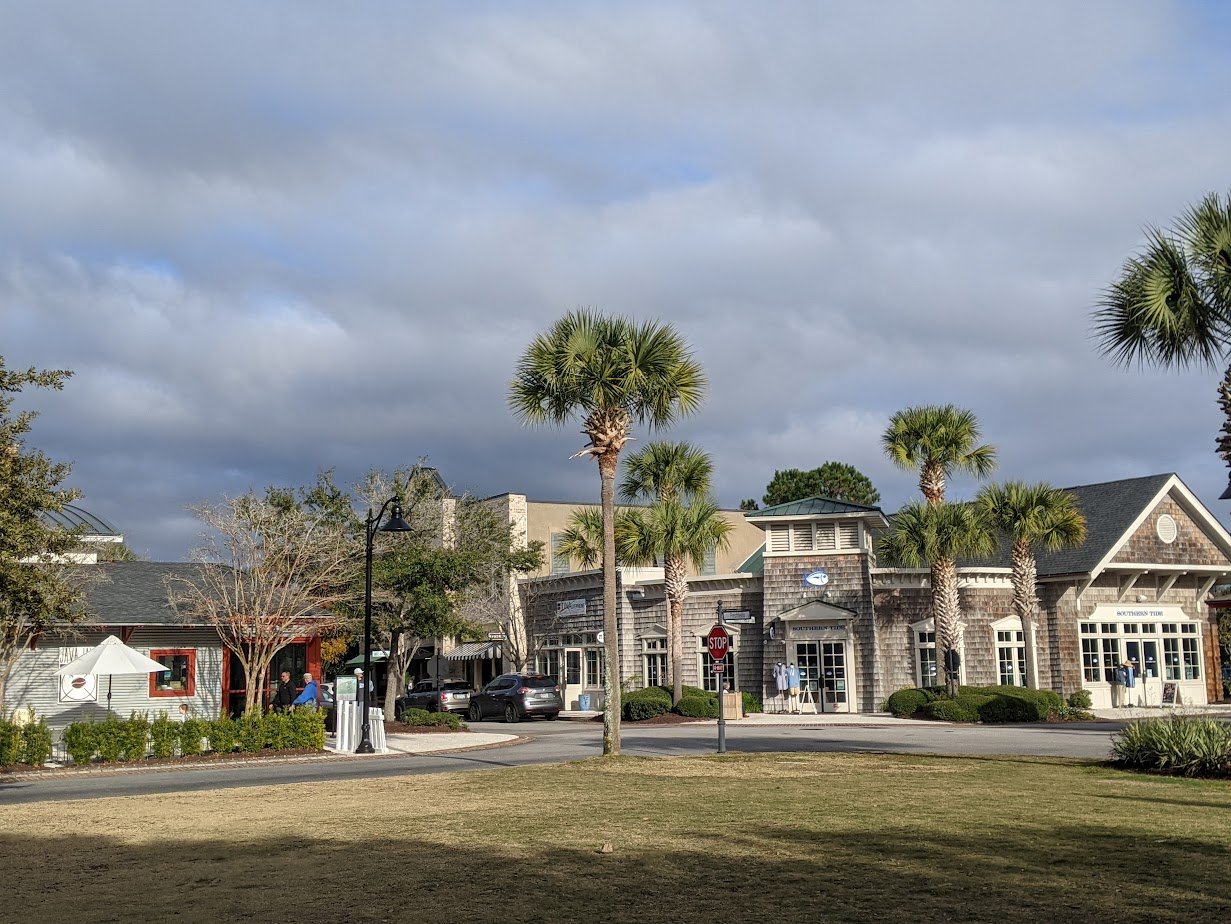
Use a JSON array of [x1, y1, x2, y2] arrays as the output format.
[[706, 625, 731, 662]]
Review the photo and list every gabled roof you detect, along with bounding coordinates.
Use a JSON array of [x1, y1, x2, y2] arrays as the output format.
[[1034, 474, 1175, 576], [746, 496, 886, 519], [85, 562, 216, 626]]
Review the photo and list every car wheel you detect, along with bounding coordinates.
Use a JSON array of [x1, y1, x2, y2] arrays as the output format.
[[545, 713, 559, 721], [468, 703, 482, 722], [504, 703, 520, 724]]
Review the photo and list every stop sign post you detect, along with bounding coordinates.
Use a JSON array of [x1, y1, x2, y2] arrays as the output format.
[[707, 624, 731, 754]]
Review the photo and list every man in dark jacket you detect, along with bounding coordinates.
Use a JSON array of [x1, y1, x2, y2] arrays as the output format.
[[272, 670, 297, 712]]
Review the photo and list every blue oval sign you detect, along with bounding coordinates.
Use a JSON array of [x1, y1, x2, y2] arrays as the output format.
[[804, 568, 829, 587]]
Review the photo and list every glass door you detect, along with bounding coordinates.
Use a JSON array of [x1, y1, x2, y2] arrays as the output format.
[[821, 641, 849, 712], [563, 648, 584, 710], [795, 642, 820, 710]]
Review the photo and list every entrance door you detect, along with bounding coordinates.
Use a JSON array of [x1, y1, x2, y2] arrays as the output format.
[[1124, 638, 1160, 707], [563, 648, 584, 710], [821, 641, 850, 712], [795, 642, 821, 712]]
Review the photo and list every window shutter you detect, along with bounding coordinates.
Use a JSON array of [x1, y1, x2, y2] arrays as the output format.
[[769, 524, 790, 552], [792, 523, 814, 552], [816, 523, 836, 551], [839, 521, 859, 549]]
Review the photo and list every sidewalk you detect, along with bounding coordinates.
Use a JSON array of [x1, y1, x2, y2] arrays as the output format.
[[325, 730, 518, 755], [1090, 703, 1231, 721]]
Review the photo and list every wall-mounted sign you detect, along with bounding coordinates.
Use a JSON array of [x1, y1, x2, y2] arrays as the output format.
[[59, 673, 97, 703], [803, 569, 830, 587], [723, 610, 754, 624], [788, 623, 847, 640], [556, 598, 588, 618]]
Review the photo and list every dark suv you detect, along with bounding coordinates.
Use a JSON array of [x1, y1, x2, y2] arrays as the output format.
[[395, 679, 474, 718], [467, 673, 562, 723]]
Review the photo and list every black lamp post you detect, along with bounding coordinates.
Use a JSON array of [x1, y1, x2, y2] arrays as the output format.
[[357, 496, 412, 754]]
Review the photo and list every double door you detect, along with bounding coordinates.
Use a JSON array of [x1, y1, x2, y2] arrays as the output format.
[[795, 640, 850, 712]]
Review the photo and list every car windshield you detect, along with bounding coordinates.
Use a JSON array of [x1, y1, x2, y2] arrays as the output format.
[[442, 681, 470, 690], [523, 675, 557, 689]]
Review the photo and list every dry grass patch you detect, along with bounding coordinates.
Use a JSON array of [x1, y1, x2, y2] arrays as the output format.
[[1, 753, 1229, 924]]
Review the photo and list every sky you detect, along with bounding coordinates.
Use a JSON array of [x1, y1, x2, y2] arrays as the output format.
[[3, 1, 1231, 561]]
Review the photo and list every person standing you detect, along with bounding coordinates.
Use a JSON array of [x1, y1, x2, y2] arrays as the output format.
[[272, 669, 296, 712], [292, 672, 319, 708]]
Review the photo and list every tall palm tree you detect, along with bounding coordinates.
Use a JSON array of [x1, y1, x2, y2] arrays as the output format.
[[510, 310, 706, 755], [618, 443, 732, 704], [882, 405, 997, 506], [879, 502, 996, 696], [555, 506, 608, 571], [882, 405, 996, 690], [1093, 192, 1231, 494], [975, 482, 1086, 689]]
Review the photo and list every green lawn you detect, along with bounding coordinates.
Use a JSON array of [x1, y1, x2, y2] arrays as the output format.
[[2, 753, 1229, 923]]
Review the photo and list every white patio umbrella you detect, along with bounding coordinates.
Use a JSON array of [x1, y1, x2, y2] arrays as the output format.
[[54, 635, 171, 713]]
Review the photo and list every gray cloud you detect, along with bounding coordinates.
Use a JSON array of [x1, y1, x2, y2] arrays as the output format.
[[2, 1, 1230, 558]]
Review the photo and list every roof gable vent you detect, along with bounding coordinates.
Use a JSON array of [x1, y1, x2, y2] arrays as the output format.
[[1156, 513, 1178, 544]]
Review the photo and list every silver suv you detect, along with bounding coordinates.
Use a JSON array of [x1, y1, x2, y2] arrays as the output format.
[[395, 679, 473, 717]]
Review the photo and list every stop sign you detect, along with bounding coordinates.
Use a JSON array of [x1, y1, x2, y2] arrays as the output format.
[[706, 625, 730, 662]]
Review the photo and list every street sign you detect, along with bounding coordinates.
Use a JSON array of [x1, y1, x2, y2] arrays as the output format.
[[711, 662, 725, 674], [722, 610, 753, 624], [706, 625, 731, 662]]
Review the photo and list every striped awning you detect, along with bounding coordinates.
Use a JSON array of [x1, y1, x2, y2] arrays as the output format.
[[446, 641, 503, 661]]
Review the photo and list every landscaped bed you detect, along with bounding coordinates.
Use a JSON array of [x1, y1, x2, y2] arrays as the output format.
[[2, 752, 1228, 923]]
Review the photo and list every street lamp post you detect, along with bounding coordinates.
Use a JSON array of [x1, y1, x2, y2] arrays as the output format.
[[357, 496, 412, 754]]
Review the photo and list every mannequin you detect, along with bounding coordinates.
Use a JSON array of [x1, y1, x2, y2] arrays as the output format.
[[773, 661, 789, 712], [787, 662, 801, 714]]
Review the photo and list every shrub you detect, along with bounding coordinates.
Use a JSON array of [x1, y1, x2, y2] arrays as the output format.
[[741, 692, 762, 714], [20, 719, 52, 767], [179, 718, 208, 756], [118, 714, 151, 761], [236, 714, 265, 753], [0, 721, 21, 766], [397, 707, 461, 729], [1067, 689, 1093, 709], [923, 694, 993, 723], [63, 721, 99, 766], [208, 716, 238, 754], [887, 688, 930, 717], [95, 717, 125, 762], [976, 694, 1038, 724], [674, 694, 720, 719], [149, 713, 178, 759], [264, 712, 295, 751], [624, 687, 671, 721], [1112, 717, 1231, 777], [291, 707, 328, 748]]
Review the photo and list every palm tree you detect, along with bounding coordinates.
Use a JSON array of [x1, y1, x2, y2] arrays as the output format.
[[882, 405, 996, 506], [510, 310, 706, 755], [882, 405, 996, 692], [620, 442, 725, 704], [879, 502, 996, 696], [1093, 192, 1231, 494], [975, 482, 1086, 689]]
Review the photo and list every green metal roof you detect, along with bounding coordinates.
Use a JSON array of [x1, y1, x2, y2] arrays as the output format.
[[736, 544, 765, 574], [747, 496, 884, 518]]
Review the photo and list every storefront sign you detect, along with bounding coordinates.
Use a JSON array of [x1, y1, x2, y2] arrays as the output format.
[[787, 623, 847, 640], [556, 598, 588, 618], [803, 569, 830, 587]]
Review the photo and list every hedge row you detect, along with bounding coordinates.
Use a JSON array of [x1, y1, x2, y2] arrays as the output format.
[[400, 708, 463, 730], [621, 684, 762, 721], [885, 684, 1081, 723], [62, 709, 327, 766], [0, 717, 53, 768]]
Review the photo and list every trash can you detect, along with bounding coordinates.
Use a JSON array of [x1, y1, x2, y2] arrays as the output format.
[[578, 693, 592, 711]]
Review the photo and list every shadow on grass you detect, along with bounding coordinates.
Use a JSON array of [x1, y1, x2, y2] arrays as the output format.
[[2, 817, 1228, 924]]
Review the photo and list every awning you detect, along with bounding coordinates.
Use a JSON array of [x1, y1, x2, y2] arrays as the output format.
[[447, 641, 503, 661]]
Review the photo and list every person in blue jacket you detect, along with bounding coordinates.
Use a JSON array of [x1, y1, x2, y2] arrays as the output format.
[[292, 672, 320, 708]]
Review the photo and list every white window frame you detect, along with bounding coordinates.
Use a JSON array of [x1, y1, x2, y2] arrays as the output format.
[[990, 616, 1027, 687], [910, 617, 964, 687], [640, 635, 667, 689]]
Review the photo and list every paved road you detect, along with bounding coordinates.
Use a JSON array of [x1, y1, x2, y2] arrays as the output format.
[[0, 718, 1123, 805]]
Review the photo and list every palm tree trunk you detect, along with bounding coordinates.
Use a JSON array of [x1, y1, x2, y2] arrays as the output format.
[[599, 450, 621, 757], [1011, 539, 1039, 689], [921, 463, 946, 506], [664, 553, 688, 705], [932, 558, 961, 697]]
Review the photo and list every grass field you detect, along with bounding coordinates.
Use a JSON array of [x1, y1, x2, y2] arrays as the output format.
[[2, 753, 1229, 923]]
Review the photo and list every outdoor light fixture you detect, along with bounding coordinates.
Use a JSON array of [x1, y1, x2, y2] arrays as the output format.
[[357, 497, 413, 754]]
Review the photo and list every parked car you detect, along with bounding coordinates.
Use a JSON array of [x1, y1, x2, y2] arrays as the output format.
[[467, 673, 562, 723], [395, 679, 474, 718]]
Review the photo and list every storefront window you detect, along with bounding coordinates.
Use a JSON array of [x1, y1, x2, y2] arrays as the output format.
[[585, 649, 605, 688], [996, 629, 1026, 687], [914, 628, 936, 687], [642, 638, 666, 688], [150, 649, 196, 697]]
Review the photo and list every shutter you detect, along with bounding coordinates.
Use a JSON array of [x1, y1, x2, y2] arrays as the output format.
[[792, 523, 814, 552], [816, 523, 836, 551], [768, 524, 790, 553], [839, 521, 859, 549]]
